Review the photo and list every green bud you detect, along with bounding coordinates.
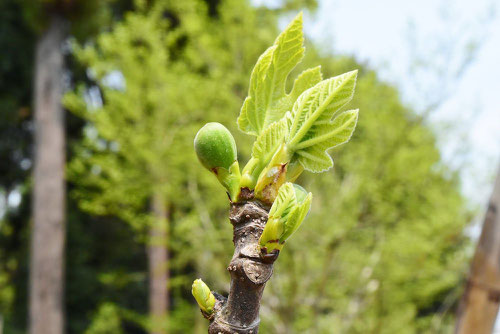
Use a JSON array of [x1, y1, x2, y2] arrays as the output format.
[[191, 278, 215, 315], [194, 123, 241, 200], [279, 185, 311, 243], [194, 122, 237, 171], [254, 144, 290, 204], [259, 182, 312, 254], [239, 157, 259, 189]]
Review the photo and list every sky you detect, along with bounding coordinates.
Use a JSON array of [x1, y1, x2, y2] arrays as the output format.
[[300, 0, 500, 208]]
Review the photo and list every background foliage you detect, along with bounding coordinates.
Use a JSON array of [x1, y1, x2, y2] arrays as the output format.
[[0, 0, 472, 333]]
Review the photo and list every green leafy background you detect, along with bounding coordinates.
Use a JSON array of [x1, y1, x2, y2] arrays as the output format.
[[0, 0, 472, 333]]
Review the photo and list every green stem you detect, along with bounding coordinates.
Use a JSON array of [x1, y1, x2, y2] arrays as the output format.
[[215, 161, 241, 201], [239, 157, 260, 189]]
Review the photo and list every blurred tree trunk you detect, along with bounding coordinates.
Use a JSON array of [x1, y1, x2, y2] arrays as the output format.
[[455, 166, 500, 334], [29, 14, 67, 334], [148, 192, 169, 334]]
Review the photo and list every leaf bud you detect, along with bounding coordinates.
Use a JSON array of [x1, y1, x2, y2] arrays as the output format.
[[191, 278, 215, 315], [259, 183, 312, 255]]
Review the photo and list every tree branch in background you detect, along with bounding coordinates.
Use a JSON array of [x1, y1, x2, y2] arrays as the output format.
[[454, 165, 500, 334], [30, 13, 67, 334], [149, 192, 169, 334]]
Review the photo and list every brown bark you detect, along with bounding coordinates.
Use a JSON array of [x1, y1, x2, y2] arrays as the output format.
[[148, 192, 169, 334], [29, 14, 67, 334], [206, 201, 276, 334], [454, 166, 500, 334]]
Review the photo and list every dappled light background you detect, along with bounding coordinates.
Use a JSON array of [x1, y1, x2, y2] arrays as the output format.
[[0, 0, 499, 333]]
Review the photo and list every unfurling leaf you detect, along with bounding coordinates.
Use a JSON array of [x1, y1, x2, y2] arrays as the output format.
[[290, 66, 323, 100], [287, 70, 358, 172], [192, 279, 215, 315], [240, 117, 289, 190], [238, 13, 304, 136], [259, 183, 312, 254], [252, 117, 288, 162], [238, 46, 276, 136], [281, 66, 323, 113], [236, 13, 359, 205], [279, 184, 312, 243], [293, 109, 358, 172]]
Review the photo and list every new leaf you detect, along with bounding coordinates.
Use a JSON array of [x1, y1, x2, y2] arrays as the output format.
[[287, 70, 358, 172], [238, 13, 304, 136], [252, 117, 288, 166], [259, 183, 312, 253]]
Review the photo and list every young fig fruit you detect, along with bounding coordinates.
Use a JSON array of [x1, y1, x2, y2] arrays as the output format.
[[194, 123, 241, 200], [191, 278, 216, 315], [194, 122, 237, 171]]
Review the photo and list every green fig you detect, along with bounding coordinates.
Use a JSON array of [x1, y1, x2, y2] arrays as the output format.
[[194, 123, 241, 200], [194, 122, 237, 171]]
